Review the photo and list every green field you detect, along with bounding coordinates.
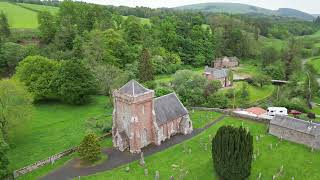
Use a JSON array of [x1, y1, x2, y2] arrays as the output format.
[[8, 96, 112, 171], [82, 116, 320, 180], [307, 56, 320, 75], [0, 2, 58, 29]]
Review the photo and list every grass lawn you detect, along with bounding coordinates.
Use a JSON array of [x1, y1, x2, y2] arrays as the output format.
[[189, 110, 223, 129], [8, 96, 113, 171], [82, 117, 320, 180]]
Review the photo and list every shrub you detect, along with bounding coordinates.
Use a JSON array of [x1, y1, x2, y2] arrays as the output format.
[[78, 133, 101, 163], [212, 126, 253, 180]]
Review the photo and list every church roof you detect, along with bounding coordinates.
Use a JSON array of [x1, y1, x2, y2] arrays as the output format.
[[118, 80, 151, 96], [204, 66, 229, 79], [271, 115, 320, 136], [154, 93, 188, 125]]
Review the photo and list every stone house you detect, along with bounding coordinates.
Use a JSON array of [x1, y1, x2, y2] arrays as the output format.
[[203, 66, 232, 87], [212, 56, 239, 69], [269, 115, 320, 149], [112, 80, 193, 153]]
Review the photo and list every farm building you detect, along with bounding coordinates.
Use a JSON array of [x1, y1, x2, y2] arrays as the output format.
[[234, 107, 268, 118], [269, 115, 320, 150], [204, 66, 232, 87], [212, 56, 239, 68], [112, 80, 193, 153]]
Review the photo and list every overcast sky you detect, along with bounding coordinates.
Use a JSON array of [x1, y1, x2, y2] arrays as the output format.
[[80, 0, 320, 14]]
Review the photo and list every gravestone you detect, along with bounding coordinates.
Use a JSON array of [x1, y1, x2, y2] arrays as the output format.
[[144, 168, 148, 176], [155, 170, 160, 180], [140, 152, 145, 166]]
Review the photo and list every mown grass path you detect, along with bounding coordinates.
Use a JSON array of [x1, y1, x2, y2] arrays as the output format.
[[41, 115, 226, 180]]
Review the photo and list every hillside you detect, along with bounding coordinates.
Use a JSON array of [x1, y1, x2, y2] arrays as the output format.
[[0, 2, 58, 29], [175, 2, 315, 21]]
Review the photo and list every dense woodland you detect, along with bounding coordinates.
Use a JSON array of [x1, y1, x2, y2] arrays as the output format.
[[0, 1, 320, 107], [1, 0, 320, 178]]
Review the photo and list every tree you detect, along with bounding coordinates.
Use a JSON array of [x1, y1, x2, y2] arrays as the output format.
[[282, 37, 301, 80], [15, 56, 60, 100], [206, 93, 229, 108], [0, 79, 33, 141], [0, 136, 9, 179], [172, 70, 207, 106], [55, 60, 97, 105], [212, 126, 253, 180], [204, 80, 222, 97], [261, 47, 279, 66], [0, 12, 10, 39], [138, 48, 154, 82], [252, 74, 272, 87], [90, 63, 129, 96], [38, 11, 56, 44], [78, 133, 101, 162], [1, 42, 27, 76]]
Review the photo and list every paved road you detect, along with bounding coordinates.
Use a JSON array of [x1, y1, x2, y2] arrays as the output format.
[[41, 115, 226, 180]]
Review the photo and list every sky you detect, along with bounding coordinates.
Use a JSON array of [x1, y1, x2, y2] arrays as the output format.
[[80, 0, 320, 14]]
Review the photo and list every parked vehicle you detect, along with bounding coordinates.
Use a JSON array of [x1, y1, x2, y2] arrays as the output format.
[[267, 107, 288, 116]]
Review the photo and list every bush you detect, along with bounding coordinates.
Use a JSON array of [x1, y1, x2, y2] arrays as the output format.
[[78, 133, 101, 163], [206, 93, 229, 108], [212, 126, 253, 180], [155, 86, 173, 97]]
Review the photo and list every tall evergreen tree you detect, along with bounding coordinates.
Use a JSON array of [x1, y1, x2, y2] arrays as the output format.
[[0, 12, 10, 38], [212, 126, 253, 180], [138, 48, 154, 82]]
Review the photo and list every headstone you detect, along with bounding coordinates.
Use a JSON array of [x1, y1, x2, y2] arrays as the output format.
[[279, 165, 283, 174], [204, 143, 208, 151], [170, 175, 174, 180], [270, 144, 273, 150], [125, 166, 130, 172], [253, 154, 256, 161], [188, 148, 192, 154], [257, 172, 262, 180], [292, 177, 294, 180], [272, 175, 276, 180], [140, 152, 145, 166], [144, 168, 148, 176], [78, 176, 81, 180], [155, 170, 160, 180], [256, 136, 259, 141]]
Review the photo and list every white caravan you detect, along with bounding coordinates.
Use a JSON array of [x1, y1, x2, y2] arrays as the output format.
[[267, 107, 288, 116]]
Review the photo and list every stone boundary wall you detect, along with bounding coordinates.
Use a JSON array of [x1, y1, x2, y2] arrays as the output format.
[[13, 132, 112, 178], [189, 107, 270, 124]]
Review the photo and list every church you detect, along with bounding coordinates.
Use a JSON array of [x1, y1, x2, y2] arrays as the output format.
[[112, 80, 193, 153]]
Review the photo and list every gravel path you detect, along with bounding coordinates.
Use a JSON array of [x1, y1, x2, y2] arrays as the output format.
[[41, 115, 226, 180]]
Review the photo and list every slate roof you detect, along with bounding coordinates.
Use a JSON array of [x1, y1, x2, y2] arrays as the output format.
[[271, 115, 320, 136], [154, 93, 188, 125], [204, 66, 229, 79], [118, 80, 151, 96]]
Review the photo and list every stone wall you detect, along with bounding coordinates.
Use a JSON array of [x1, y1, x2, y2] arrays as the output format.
[[269, 124, 320, 149], [189, 107, 270, 124], [13, 132, 112, 178]]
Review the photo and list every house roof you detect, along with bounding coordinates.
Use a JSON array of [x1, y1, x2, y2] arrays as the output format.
[[245, 107, 267, 116], [271, 115, 320, 136], [154, 93, 188, 126], [118, 80, 152, 96], [204, 66, 229, 79]]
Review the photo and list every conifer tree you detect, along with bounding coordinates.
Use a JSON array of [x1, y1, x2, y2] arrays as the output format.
[[212, 126, 253, 180], [138, 48, 154, 82], [78, 133, 101, 162]]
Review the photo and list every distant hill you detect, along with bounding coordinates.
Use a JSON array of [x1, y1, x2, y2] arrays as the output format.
[[174, 3, 315, 21]]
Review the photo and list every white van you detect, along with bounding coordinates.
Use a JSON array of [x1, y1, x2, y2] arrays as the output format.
[[267, 107, 288, 116]]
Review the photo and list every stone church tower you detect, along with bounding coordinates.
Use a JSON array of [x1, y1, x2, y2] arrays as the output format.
[[112, 80, 193, 153], [112, 80, 157, 153]]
